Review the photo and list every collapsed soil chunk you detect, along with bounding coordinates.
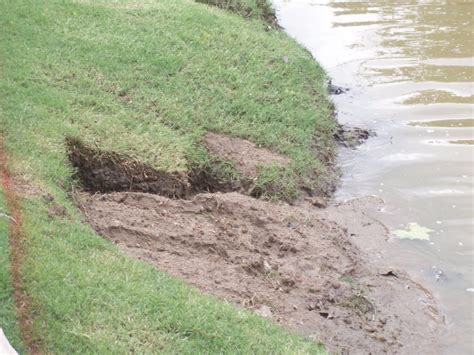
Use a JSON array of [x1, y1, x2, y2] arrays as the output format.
[[203, 132, 290, 179]]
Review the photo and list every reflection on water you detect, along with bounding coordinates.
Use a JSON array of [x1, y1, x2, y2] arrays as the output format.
[[401, 89, 474, 105], [449, 139, 474, 145], [409, 119, 474, 128], [274, 0, 473, 354]]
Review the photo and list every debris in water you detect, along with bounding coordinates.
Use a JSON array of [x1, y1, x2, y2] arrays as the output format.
[[393, 223, 433, 241], [328, 80, 349, 95], [431, 266, 445, 282]]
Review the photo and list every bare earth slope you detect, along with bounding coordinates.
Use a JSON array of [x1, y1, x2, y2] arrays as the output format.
[[78, 191, 443, 354]]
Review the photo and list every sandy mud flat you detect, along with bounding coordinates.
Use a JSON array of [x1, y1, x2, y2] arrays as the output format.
[[77, 190, 443, 354]]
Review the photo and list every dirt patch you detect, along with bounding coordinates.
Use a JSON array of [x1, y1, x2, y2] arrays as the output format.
[[0, 138, 40, 354], [78, 190, 443, 354], [203, 132, 290, 179]]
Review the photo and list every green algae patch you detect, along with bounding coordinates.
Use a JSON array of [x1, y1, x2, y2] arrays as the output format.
[[393, 223, 434, 241]]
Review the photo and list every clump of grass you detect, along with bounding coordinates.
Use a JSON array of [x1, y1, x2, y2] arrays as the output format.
[[195, 0, 278, 26], [251, 164, 299, 200]]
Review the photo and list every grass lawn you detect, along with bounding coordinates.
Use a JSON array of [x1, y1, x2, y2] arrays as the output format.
[[0, 0, 334, 353]]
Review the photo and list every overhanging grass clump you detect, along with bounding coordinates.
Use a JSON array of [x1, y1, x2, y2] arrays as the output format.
[[196, 0, 278, 26], [67, 137, 244, 196]]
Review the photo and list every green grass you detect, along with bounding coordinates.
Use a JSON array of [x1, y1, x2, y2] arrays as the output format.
[[0, 0, 334, 352], [0, 192, 25, 353]]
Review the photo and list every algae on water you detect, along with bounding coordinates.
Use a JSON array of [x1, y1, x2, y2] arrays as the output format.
[[393, 223, 434, 241]]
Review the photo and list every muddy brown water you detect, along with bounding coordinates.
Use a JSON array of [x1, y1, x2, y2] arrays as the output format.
[[274, 1, 473, 353]]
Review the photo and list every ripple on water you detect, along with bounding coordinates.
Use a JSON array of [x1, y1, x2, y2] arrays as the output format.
[[424, 139, 474, 146], [409, 118, 474, 128]]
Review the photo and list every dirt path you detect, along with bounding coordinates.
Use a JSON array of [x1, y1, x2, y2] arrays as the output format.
[[0, 138, 40, 354], [79, 190, 444, 354]]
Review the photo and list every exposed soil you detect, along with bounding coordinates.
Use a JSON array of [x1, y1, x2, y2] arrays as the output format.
[[68, 135, 294, 199], [0, 138, 40, 354], [67, 137, 191, 198], [78, 190, 444, 354], [203, 132, 290, 179], [67, 137, 245, 197]]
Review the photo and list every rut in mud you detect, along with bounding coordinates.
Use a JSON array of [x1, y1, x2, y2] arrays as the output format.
[[68, 137, 443, 353]]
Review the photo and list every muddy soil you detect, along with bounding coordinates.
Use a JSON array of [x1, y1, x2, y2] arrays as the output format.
[[203, 132, 290, 179], [67, 137, 190, 197], [78, 191, 443, 354]]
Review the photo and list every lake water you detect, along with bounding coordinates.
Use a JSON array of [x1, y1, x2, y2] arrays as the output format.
[[274, 1, 473, 353]]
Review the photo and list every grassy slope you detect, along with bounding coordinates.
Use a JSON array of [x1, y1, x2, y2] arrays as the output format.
[[0, 193, 25, 353], [0, 0, 333, 353], [1, 0, 335, 200]]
